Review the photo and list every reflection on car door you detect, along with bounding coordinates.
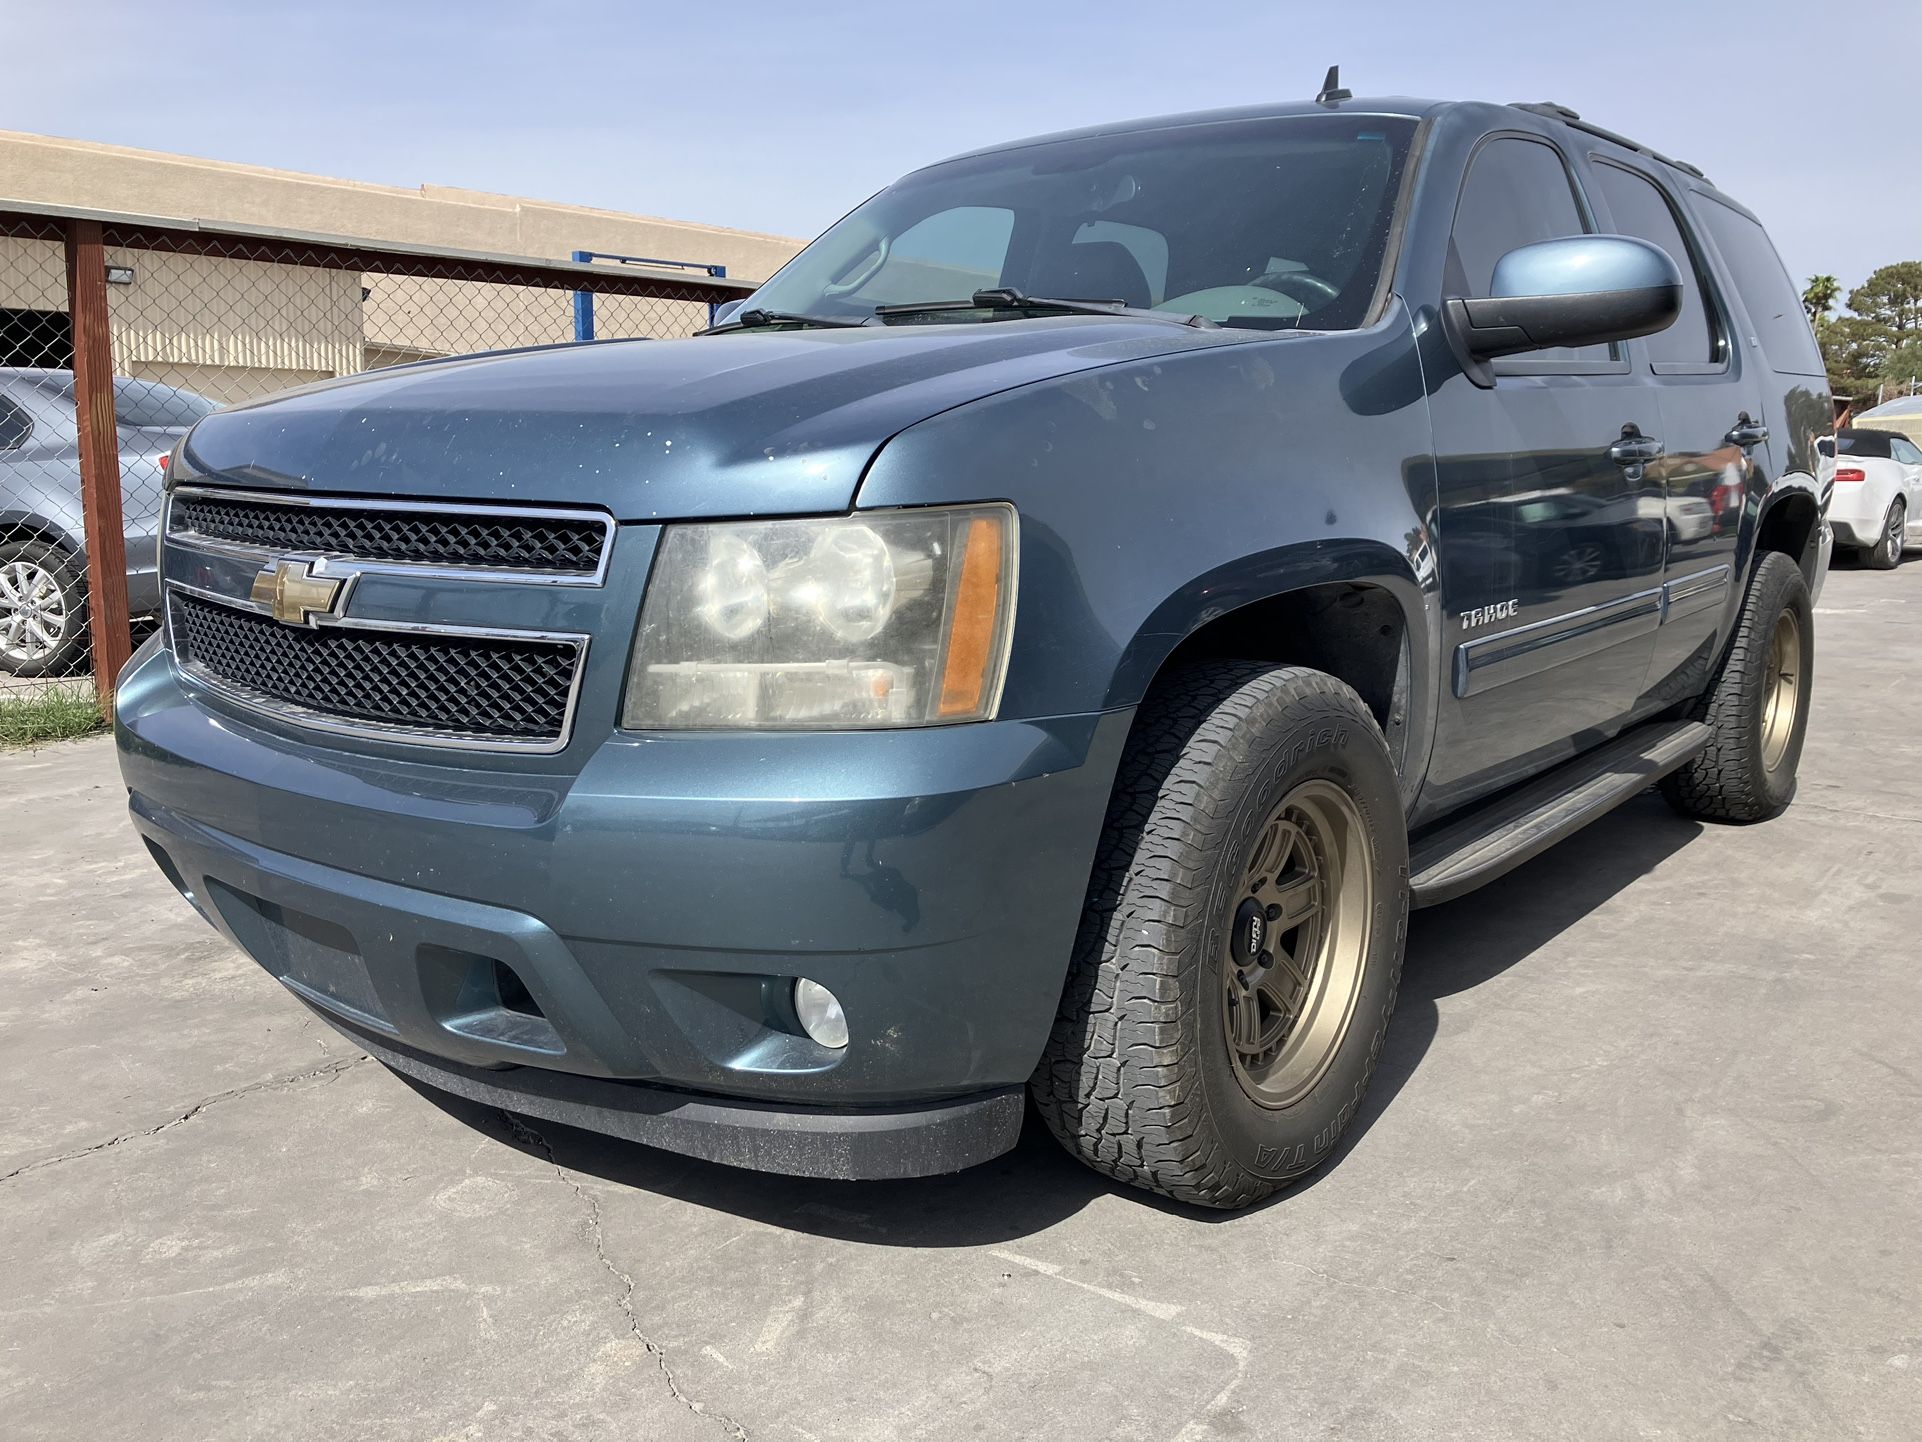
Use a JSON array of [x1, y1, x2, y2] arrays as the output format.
[[1587, 157, 1767, 705], [1425, 133, 1666, 812]]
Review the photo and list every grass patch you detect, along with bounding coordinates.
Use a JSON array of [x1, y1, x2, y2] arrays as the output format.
[[0, 684, 107, 748]]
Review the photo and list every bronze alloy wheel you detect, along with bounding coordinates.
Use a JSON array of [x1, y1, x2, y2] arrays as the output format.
[[1760, 608, 1803, 773], [1220, 778, 1374, 1109], [1035, 661, 1408, 1207]]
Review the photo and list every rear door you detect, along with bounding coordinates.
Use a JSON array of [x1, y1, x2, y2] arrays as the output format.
[[1424, 132, 1667, 809], [1585, 156, 1768, 705], [1890, 435, 1922, 536]]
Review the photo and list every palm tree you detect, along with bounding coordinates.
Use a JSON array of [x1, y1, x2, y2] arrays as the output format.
[[1803, 274, 1841, 324]]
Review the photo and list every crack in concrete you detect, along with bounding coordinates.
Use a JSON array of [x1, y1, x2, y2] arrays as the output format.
[[500, 1111, 748, 1441], [0, 1055, 368, 1185], [1792, 799, 1922, 827]]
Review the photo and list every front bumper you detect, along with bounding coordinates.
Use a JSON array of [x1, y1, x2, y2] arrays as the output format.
[[118, 642, 1128, 1176]]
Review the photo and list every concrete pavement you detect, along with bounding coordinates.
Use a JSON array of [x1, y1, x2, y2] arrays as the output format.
[[3, 561, 1919, 1440]]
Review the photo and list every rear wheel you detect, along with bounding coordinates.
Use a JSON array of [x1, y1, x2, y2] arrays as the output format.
[[0, 540, 87, 677], [1866, 498, 1905, 569], [1663, 551, 1813, 822], [1032, 662, 1408, 1209]]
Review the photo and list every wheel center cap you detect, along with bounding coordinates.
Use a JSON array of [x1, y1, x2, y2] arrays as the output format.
[[1233, 898, 1266, 964]]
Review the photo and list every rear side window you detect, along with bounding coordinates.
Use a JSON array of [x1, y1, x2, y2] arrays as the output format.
[[0, 396, 29, 450], [1591, 162, 1718, 366], [113, 379, 217, 430], [1892, 436, 1922, 466], [1450, 136, 1608, 363], [1692, 196, 1826, 377], [1836, 432, 1893, 459]]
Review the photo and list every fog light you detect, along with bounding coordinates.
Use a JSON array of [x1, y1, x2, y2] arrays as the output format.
[[793, 978, 848, 1049]]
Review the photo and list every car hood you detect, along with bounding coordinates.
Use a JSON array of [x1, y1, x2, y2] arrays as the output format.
[[177, 318, 1257, 521]]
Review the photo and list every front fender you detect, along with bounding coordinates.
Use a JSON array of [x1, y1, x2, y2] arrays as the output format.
[[856, 302, 1442, 729], [1109, 538, 1428, 711]]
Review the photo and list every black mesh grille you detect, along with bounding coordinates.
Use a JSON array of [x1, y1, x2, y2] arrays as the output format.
[[170, 492, 607, 575], [171, 593, 580, 744]]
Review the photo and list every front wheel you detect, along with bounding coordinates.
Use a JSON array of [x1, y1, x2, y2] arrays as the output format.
[[1032, 662, 1408, 1209]]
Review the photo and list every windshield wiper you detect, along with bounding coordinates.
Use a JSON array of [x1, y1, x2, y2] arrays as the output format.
[[700, 308, 871, 335], [873, 287, 1215, 329]]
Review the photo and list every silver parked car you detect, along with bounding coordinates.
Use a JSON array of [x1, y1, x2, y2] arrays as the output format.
[[0, 368, 217, 675]]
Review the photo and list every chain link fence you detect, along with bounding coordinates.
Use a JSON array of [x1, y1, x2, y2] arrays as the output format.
[[0, 214, 92, 710], [0, 205, 747, 722]]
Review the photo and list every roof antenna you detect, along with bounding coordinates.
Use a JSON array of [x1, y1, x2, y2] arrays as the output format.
[[1315, 65, 1352, 107]]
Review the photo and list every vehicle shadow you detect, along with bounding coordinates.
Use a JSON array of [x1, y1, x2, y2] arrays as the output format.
[[1286, 790, 1702, 1199], [422, 792, 1702, 1244]]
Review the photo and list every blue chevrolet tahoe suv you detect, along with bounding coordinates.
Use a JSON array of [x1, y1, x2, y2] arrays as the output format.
[[117, 93, 1832, 1208]]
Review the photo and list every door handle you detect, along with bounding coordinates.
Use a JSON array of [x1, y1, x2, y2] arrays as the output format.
[[1608, 428, 1664, 467], [1726, 414, 1770, 448]]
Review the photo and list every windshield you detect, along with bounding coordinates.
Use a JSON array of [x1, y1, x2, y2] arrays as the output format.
[[746, 114, 1417, 330]]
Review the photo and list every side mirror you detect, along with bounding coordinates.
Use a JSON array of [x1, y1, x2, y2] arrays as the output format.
[[708, 298, 748, 328], [1444, 235, 1683, 383]]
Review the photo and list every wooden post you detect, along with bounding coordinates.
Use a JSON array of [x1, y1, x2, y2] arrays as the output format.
[[65, 218, 132, 708]]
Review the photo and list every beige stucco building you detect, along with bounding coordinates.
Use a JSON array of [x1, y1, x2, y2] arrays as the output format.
[[0, 130, 806, 403]]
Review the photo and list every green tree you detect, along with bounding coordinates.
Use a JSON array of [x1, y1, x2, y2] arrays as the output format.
[[1812, 262, 1922, 403], [1846, 261, 1922, 341], [1881, 337, 1922, 397], [1822, 313, 1889, 399], [1803, 273, 1840, 323]]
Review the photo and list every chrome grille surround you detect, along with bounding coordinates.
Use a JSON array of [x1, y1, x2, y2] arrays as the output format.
[[161, 486, 604, 753], [166, 485, 615, 585]]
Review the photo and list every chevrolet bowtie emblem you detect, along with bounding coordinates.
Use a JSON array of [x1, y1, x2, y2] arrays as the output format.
[[250, 558, 345, 627]]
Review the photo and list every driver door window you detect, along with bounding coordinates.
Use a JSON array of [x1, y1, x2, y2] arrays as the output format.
[[1449, 137, 1613, 368], [1424, 133, 1664, 807]]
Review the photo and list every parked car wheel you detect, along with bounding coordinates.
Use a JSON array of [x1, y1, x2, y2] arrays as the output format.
[[1865, 498, 1906, 570], [1032, 661, 1408, 1209], [1662, 551, 1813, 823], [0, 540, 87, 677], [1552, 541, 1606, 585]]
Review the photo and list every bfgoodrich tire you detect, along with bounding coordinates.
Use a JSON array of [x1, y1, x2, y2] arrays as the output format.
[[1032, 662, 1408, 1210], [1662, 551, 1813, 823]]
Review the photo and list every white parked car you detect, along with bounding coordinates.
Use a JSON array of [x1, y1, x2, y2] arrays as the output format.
[[1825, 428, 1922, 569], [1669, 493, 1715, 543]]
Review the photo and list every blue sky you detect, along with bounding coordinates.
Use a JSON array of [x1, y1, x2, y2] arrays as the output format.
[[6, 0, 1916, 297]]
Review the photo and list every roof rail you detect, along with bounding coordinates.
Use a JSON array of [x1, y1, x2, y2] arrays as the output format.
[[1510, 101, 1708, 181]]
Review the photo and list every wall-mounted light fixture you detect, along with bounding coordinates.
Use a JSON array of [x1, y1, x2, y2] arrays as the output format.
[[105, 265, 136, 286]]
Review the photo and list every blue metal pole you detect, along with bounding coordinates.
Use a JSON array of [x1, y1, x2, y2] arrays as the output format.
[[708, 264, 727, 328], [572, 250, 595, 342]]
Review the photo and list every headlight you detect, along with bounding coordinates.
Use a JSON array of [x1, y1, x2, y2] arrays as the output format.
[[623, 504, 1016, 730]]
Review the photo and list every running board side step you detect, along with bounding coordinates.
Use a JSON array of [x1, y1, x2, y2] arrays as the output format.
[[1409, 720, 1710, 908]]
